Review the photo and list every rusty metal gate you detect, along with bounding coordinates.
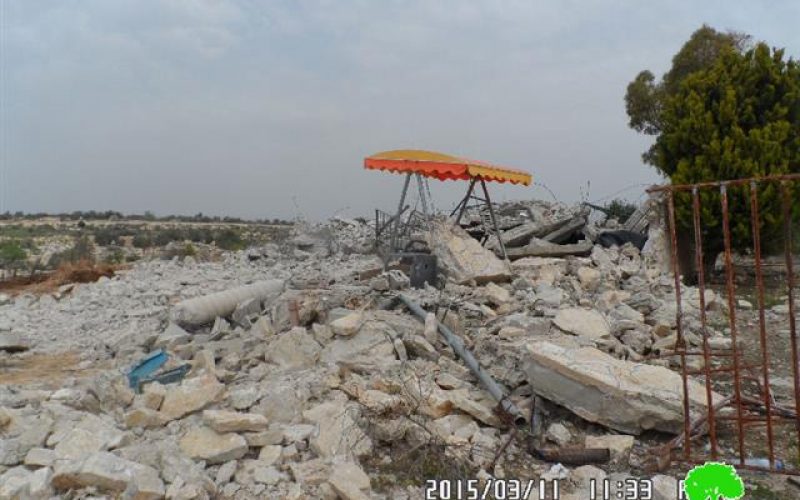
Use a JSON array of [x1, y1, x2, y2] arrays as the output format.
[[648, 173, 800, 475]]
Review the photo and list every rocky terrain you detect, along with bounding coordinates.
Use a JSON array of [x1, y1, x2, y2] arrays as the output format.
[[1, 205, 798, 499]]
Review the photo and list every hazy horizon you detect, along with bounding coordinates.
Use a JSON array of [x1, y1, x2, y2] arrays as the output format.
[[2, 1, 799, 220]]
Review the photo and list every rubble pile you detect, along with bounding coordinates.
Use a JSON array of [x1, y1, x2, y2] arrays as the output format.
[[1, 206, 791, 499], [459, 199, 655, 261]]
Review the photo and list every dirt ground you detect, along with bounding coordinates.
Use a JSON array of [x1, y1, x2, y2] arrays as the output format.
[[0, 261, 117, 296], [0, 351, 108, 388]]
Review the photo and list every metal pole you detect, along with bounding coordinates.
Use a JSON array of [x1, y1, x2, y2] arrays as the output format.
[[480, 178, 508, 261], [398, 294, 527, 426], [781, 181, 800, 467], [416, 173, 430, 221], [691, 187, 718, 459], [666, 190, 691, 460], [454, 179, 477, 225], [749, 181, 776, 468], [389, 173, 412, 258], [720, 184, 746, 465]]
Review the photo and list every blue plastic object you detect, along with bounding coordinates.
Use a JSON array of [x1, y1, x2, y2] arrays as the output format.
[[128, 349, 168, 392]]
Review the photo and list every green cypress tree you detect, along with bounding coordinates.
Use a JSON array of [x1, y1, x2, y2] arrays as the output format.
[[653, 43, 800, 256]]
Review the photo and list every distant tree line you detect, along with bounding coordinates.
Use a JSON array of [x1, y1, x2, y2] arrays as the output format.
[[0, 210, 294, 225]]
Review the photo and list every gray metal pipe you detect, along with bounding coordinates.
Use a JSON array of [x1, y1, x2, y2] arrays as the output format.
[[398, 294, 527, 426]]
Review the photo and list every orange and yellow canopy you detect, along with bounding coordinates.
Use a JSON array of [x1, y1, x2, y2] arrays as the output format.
[[364, 149, 531, 186]]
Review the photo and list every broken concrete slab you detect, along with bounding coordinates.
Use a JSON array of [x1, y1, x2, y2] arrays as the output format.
[[485, 221, 540, 250], [542, 216, 586, 244], [54, 426, 124, 459], [431, 414, 476, 442], [125, 407, 169, 429], [140, 382, 166, 410], [289, 458, 331, 486], [328, 460, 372, 500], [265, 326, 321, 369], [484, 282, 512, 306], [235, 459, 286, 485], [153, 322, 191, 349], [449, 390, 502, 427], [179, 426, 248, 464], [428, 220, 511, 284], [651, 475, 679, 500], [0, 466, 54, 500], [303, 398, 372, 459], [523, 341, 720, 435], [52, 451, 165, 500], [243, 429, 283, 447], [546, 423, 572, 446], [577, 266, 601, 291], [231, 297, 261, 327], [160, 374, 225, 420], [585, 434, 635, 462], [228, 386, 261, 410], [320, 320, 396, 365], [553, 308, 611, 340], [258, 444, 282, 466], [507, 240, 593, 260], [403, 334, 439, 361], [203, 409, 269, 433], [330, 312, 364, 336], [0, 411, 53, 466], [24, 447, 56, 467]]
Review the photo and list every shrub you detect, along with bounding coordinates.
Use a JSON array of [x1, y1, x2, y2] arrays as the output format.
[[50, 235, 95, 267], [0, 240, 28, 275], [132, 232, 153, 249], [103, 247, 125, 265], [603, 199, 638, 224], [214, 229, 245, 251]]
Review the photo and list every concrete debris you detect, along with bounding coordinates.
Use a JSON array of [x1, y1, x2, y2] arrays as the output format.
[[160, 374, 225, 420], [303, 397, 373, 459], [154, 322, 191, 349], [330, 312, 364, 336], [203, 409, 269, 433], [231, 297, 262, 327], [328, 460, 372, 500], [585, 434, 635, 462], [546, 422, 572, 446], [258, 444, 282, 465], [507, 240, 593, 259], [24, 447, 56, 467], [428, 220, 511, 284], [0, 466, 53, 499], [171, 280, 285, 327], [651, 475, 679, 500], [542, 215, 587, 244], [524, 341, 721, 434], [52, 451, 165, 499], [484, 282, 512, 306], [553, 307, 611, 340], [266, 326, 322, 369], [0, 200, 737, 497], [179, 426, 249, 464], [125, 407, 169, 429]]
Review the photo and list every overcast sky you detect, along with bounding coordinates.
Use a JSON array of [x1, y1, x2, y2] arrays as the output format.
[[2, 1, 799, 220]]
